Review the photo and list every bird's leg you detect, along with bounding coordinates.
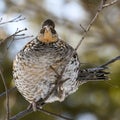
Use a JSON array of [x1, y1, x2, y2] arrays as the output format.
[[27, 103, 32, 110], [32, 101, 37, 111], [27, 101, 43, 111]]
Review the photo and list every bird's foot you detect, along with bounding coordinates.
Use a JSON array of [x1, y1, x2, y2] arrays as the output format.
[[27, 101, 37, 111], [32, 101, 37, 111]]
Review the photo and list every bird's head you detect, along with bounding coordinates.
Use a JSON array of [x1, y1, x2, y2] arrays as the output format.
[[38, 19, 58, 43]]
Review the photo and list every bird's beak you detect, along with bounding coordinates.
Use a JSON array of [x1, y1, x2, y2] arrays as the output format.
[[43, 26, 53, 41], [44, 26, 50, 32], [38, 25, 57, 43]]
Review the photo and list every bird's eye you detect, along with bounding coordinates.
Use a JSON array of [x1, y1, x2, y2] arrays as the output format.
[[50, 28, 56, 34], [40, 28, 45, 34], [42, 19, 55, 28]]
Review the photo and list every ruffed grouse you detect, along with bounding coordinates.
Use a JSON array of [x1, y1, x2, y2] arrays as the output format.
[[13, 19, 109, 110]]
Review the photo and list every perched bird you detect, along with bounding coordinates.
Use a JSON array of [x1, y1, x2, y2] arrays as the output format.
[[13, 19, 109, 110]]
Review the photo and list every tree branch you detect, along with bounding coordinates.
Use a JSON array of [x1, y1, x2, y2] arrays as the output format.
[[10, 108, 33, 120], [10, 106, 73, 120], [75, 0, 104, 51], [99, 56, 120, 68], [0, 28, 28, 46], [38, 108, 73, 120], [75, 0, 119, 51], [0, 15, 25, 25], [0, 68, 9, 120], [0, 87, 16, 98], [103, 0, 119, 8]]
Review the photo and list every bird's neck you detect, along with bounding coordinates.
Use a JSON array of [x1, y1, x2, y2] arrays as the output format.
[[37, 33, 58, 43]]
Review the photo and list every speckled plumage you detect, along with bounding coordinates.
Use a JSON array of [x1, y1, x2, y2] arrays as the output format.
[[13, 27, 80, 104], [13, 19, 108, 108]]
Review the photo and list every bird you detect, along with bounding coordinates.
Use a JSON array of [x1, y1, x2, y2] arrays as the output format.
[[13, 19, 109, 111]]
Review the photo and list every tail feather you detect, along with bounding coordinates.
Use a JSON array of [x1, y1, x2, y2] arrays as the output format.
[[78, 56, 120, 82], [78, 67, 110, 82]]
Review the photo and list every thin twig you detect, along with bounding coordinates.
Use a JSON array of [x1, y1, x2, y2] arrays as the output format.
[[75, 0, 105, 51], [0, 15, 25, 25], [6, 35, 33, 50], [14, 35, 34, 40], [0, 68, 9, 120], [0, 28, 28, 45], [0, 28, 29, 64], [99, 56, 120, 68], [10, 106, 73, 120], [10, 108, 33, 120], [0, 87, 16, 98], [38, 108, 73, 120], [75, 0, 119, 51], [79, 24, 86, 32], [103, 0, 119, 8], [50, 65, 60, 77]]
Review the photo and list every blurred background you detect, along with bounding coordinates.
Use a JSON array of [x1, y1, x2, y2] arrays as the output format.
[[0, 0, 120, 120]]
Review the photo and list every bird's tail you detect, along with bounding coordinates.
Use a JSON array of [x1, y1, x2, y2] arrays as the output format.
[[78, 56, 120, 82], [78, 67, 109, 82]]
